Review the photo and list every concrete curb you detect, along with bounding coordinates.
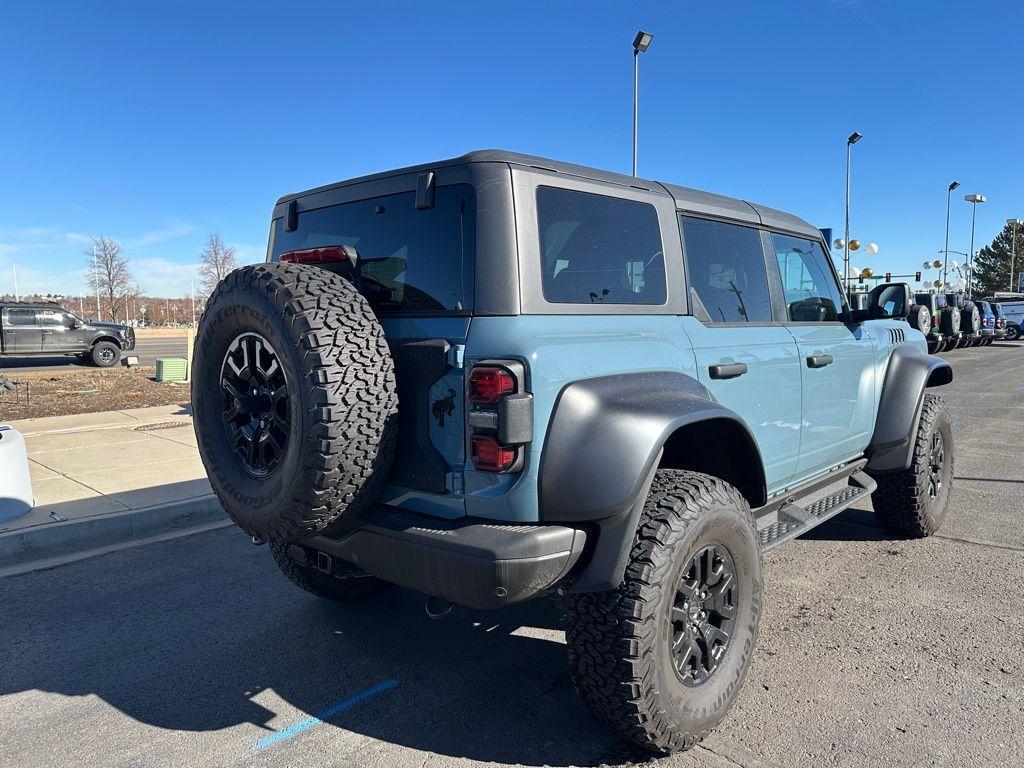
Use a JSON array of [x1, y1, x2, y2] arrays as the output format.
[[0, 495, 231, 578]]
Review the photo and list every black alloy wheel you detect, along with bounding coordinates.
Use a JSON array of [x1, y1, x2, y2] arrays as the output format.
[[927, 430, 944, 501], [671, 544, 737, 687], [97, 346, 116, 364], [220, 332, 289, 477]]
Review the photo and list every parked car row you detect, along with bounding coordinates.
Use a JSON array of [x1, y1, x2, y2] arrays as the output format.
[[912, 293, 1019, 353]]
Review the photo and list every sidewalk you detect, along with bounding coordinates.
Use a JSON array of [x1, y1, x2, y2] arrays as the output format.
[[1, 404, 228, 575]]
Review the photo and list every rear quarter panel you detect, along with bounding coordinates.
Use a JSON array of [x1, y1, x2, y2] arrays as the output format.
[[463, 315, 699, 522]]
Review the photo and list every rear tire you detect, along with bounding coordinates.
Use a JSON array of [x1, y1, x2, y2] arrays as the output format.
[[566, 470, 762, 755], [1006, 324, 1020, 341], [869, 394, 953, 537], [90, 341, 121, 367], [269, 542, 391, 601], [191, 263, 399, 543]]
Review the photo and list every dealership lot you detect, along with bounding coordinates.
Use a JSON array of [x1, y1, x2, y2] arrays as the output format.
[[1, 342, 1021, 768]]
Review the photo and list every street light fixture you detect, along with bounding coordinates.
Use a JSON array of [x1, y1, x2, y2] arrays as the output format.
[[1008, 218, 1022, 293], [843, 131, 863, 294], [632, 30, 653, 177], [963, 193, 986, 298], [942, 180, 959, 286]]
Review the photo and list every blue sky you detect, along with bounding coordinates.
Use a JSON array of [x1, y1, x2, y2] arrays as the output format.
[[2, 1, 1021, 298]]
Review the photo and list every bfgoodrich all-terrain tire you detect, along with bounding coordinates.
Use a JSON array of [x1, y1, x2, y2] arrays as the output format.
[[869, 393, 953, 537], [269, 542, 391, 601], [191, 263, 399, 543], [566, 470, 763, 755]]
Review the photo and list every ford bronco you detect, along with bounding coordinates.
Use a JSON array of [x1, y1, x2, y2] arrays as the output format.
[[191, 151, 954, 754]]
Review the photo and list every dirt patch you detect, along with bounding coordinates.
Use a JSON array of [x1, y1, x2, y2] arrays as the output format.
[[0, 367, 189, 420]]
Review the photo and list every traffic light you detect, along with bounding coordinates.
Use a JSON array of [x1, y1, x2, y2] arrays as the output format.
[[915, 271, 921, 281], [885, 272, 892, 282]]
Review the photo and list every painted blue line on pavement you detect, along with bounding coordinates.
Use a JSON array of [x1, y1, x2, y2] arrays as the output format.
[[255, 679, 398, 750]]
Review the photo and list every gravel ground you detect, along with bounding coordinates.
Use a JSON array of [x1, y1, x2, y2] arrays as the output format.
[[0, 366, 188, 419]]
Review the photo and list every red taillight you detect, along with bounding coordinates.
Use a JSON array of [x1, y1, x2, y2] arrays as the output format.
[[471, 435, 516, 472], [932, 314, 938, 327], [280, 246, 352, 265], [469, 366, 516, 404]]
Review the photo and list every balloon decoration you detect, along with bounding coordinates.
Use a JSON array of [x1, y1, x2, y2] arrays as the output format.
[[933, 279, 942, 288], [860, 268, 874, 279], [848, 239, 861, 251], [949, 259, 959, 269], [864, 243, 879, 256], [923, 261, 932, 269], [932, 260, 942, 268]]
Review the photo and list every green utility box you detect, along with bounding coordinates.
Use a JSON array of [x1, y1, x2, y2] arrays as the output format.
[[155, 357, 188, 382]]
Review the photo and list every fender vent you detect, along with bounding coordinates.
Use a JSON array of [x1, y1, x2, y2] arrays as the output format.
[[887, 327, 906, 345]]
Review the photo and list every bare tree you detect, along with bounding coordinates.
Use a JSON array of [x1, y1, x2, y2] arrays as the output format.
[[198, 234, 238, 295], [85, 237, 134, 322]]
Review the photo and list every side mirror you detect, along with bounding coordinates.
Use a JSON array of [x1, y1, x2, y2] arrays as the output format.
[[866, 282, 911, 320], [70, 319, 82, 329]]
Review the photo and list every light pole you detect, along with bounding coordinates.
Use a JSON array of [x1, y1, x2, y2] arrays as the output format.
[[92, 244, 102, 320], [964, 193, 986, 298], [1008, 218, 1022, 293], [843, 132, 862, 294], [632, 30, 653, 178], [942, 180, 959, 287]]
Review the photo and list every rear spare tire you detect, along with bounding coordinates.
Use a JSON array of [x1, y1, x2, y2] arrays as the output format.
[[907, 304, 930, 335], [961, 303, 980, 336], [191, 263, 399, 543], [939, 307, 960, 337]]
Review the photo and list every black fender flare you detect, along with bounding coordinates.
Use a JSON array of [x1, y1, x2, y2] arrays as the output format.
[[537, 371, 766, 592], [90, 335, 123, 349], [865, 345, 953, 473]]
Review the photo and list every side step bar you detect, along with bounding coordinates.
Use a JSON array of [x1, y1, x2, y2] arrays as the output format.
[[757, 468, 876, 552]]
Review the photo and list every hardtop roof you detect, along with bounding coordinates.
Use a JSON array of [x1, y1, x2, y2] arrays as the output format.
[[277, 149, 822, 239]]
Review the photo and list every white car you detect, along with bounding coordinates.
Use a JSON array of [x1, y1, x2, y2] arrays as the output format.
[[0, 425, 33, 521]]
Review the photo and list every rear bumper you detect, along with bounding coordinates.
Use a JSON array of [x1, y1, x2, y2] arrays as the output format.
[[303, 509, 587, 609]]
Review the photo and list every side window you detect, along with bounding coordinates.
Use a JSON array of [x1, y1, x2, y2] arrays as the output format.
[[536, 186, 666, 304], [38, 310, 72, 327], [772, 234, 844, 322], [679, 216, 773, 323], [4, 309, 37, 326]]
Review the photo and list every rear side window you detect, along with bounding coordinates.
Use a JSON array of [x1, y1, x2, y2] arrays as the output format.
[[270, 184, 475, 314], [536, 186, 666, 304], [772, 233, 844, 322], [4, 308, 37, 326], [679, 216, 772, 323]]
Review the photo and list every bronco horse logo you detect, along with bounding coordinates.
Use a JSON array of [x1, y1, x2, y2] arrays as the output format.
[[432, 388, 457, 427]]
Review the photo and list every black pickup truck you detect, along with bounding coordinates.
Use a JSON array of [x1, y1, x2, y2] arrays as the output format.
[[0, 301, 135, 367]]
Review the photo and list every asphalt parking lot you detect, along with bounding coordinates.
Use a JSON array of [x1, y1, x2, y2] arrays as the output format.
[[1, 342, 1021, 768]]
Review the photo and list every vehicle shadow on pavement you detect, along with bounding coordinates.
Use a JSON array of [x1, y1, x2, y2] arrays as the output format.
[[798, 505, 894, 542], [0, 527, 642, 766]]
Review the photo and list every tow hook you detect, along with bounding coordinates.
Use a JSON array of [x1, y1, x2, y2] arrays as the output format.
[[425, 595, 455, 620]]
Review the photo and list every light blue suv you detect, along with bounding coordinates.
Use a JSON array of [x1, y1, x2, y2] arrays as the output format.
[[192, 151, 954, 755]]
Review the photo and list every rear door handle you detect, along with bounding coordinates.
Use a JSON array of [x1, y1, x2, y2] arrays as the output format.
[[807, 354, 834, 368], [709, 362, 748, 380]]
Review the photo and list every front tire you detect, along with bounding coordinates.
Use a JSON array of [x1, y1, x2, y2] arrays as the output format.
[[566, 470, 763, 755], [869, 394, 953, 537], [91, 341, 121, 367]]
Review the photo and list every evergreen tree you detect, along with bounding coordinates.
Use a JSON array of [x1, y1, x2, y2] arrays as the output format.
[[972, 221, 1024, 296]]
